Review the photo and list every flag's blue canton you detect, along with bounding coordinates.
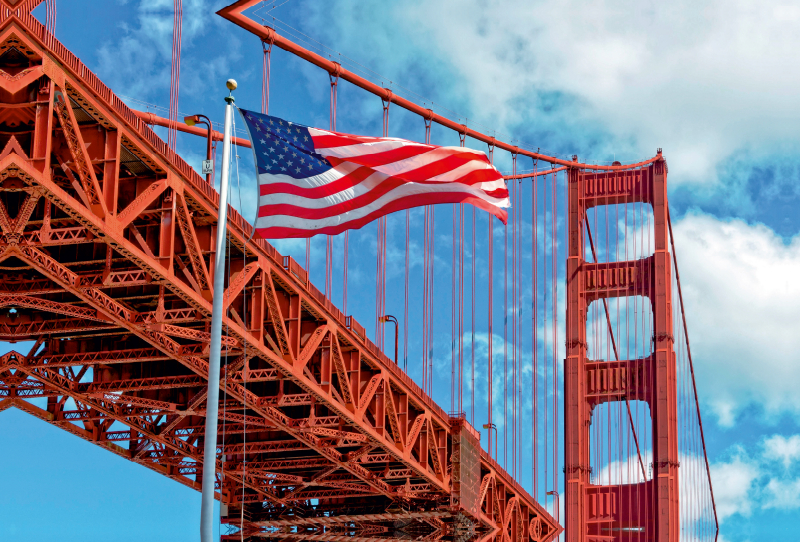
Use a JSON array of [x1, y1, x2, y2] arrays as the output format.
[[240, 109, 332, 179]]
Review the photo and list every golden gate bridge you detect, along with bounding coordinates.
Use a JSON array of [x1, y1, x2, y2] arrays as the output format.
[[0, 1, 717, 541]]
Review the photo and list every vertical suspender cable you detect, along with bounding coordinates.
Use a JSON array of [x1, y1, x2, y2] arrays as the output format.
[[422, 206, 430, 391], [375, 211, 383, 347], [376, 216, 385, 348], [513, 157, 520, 478], [645, 166, 654, 531], [504, 178, 508, 469], [459, 202, 465, 414], [302, 48, 310, 275], [261, 40, 272, 114], [471, 207, 475, 420], [341, 79, 348, 314], [668, 209, 720, 540], [402, 96, 413, 375], [543, 167, 549, 498], [343, 231, 349, 315], [460, 132, 474, 423], [424, 118, 434, 394], [168, 0, 182, 151], [552, 167, 559, 501], [622, 167, 635, 531], [376, 95, 390, 349], [604, 179, 611, 510], [325, 231, 333, 299], [510, 153, 517, 477], [633, 170, 643, 540], [404, 208, 410, 372], [531, 156, 538, 498], [457, 128, 465, 414], [453, 126, 466, 413], [518, 166, 523, 478], [452, 202, 457, 413], [487, 142, 494, 458], [326, 71, 338, 300], [45, 0, 56, 35], [511, 159, 522, 478], [428, 211, 435, 394]]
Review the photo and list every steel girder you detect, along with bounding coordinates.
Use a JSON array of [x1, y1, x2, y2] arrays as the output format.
[[0, 3, 561, 541]]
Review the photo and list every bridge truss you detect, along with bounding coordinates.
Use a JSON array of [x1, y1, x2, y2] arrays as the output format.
[[0, 1, 717, 541], [0, 1, 558, 541]]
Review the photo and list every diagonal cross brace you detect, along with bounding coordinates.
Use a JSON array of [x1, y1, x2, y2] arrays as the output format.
[[52, 86, 107, 219]]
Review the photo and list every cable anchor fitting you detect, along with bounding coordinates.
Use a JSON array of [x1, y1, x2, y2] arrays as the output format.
[[329, 61, 341, 86]]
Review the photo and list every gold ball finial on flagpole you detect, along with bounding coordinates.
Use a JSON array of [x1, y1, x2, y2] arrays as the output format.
[[226, 79, 238, 91]]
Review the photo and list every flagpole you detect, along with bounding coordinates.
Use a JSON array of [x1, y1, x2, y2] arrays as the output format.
[[200, 79, 237, 542]]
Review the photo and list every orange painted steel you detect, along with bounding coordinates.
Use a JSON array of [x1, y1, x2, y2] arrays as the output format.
[[0, 2, 561, 541], [504, 167, 568, 181], [134, 110, 253, 149], [565, 161, 679, 541], [218, 0, 660, 172]]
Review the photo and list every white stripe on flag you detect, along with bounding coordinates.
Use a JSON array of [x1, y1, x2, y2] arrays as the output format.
[[255, 162, 356, 188], [257, 165, 506, 210], [321, 146, 492, 179], [255, 181, 509, 231]]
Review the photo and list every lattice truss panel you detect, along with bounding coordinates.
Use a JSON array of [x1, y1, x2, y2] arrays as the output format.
[[0, 3, 561, 541]]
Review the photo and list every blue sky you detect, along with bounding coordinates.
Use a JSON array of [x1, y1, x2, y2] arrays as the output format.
[[2, 1, 800, 541]]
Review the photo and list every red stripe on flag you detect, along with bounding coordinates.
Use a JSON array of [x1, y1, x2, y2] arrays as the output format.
[[324, 149, 483, 179], [258, 169, 506, 219], [258, 192, 508, 238], [259, 165, 374, 197], [324, 144, 431, 168]]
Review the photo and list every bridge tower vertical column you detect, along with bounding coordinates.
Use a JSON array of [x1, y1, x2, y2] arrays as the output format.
[[651, 158, 679, 542], [565, 165, 589, 542], [564, 154, 678, 542]]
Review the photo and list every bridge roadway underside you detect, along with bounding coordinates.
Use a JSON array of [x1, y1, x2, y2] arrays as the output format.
[[0, 4, 561, 541]]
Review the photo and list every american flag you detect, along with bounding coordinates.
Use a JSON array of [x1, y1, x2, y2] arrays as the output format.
[[238, 109, 509, 239]]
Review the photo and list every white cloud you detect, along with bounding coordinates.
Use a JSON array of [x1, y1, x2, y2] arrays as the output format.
[[763, 477, 800, 510], [711, 450, 760, 521], [594, 452, 651, 486], [673, 211, 800, 423], [709, 436, 800, 523], [762, 434, 800, 469], [305, 0, 800, 187], [95, 0, 217, 99], [294, 2, 800, 423]]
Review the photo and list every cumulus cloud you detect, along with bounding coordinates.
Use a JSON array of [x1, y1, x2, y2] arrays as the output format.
[[712, 450, 760, 521], [707, 434, 800, 529], [673, 211, 800, 423], [95, 0, 227, 100], [303, 0, 800, 187], [762, 434, 800, 469], [763, 478, 800, 510], [594, 452, 651, 486], [295, 0, 800, 421], [580, 436, 800, 527]]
